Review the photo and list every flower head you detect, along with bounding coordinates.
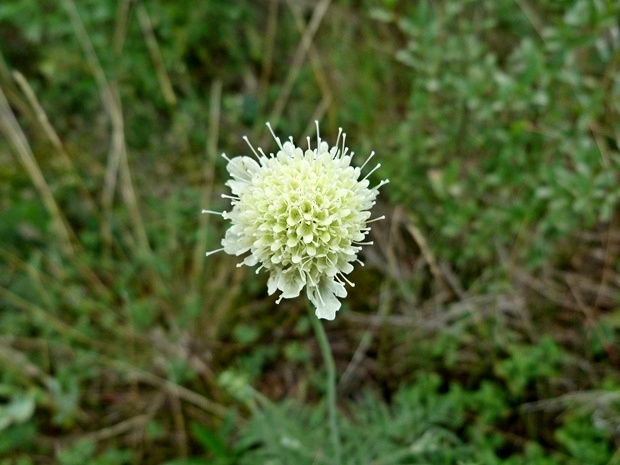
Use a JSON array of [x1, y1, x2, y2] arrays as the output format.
[[204, 122, 388, 320]]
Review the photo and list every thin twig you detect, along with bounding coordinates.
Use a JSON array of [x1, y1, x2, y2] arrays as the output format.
[[12, 70, 100, 215], [404, 213, 457, 298], [285, 0, 334, 139], [262, 0, 332, 145], [82, 413, 154, 442], [113, 0, 132, 54], [0, 84, 75, 257], [258, 0, 279, 100], [111, 361, 229, 419], [0, 286, 106, 349], [136, 3, 177, 107], [192, 79, 222, 289], [61, 0, 151, 255], [340, 209, 397, 391]]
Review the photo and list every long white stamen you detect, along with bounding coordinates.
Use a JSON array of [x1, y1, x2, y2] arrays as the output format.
[[339, 272, 354, 287], [315, 120, 321, 147], [363, 163, 381, 181], [335, 127, 343, 148], [360, 151, 376, 171], [205, 248, 224, 256], [202, 209, 223, 216], [266, 122, 283, 150], [242, 136, 261, 160]]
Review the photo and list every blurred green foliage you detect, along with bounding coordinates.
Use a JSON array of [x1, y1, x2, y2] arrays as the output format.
[[376, 0, 620, 271]]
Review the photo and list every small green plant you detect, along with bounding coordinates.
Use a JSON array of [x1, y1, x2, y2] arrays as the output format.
[[226, 373, 620, 465], [495, 336, 565, 397]]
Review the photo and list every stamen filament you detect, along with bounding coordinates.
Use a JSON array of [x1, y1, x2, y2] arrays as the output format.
[[243, 136, 261, 160], [205, 248, 224, 257], [266, 122, 283, 150], [360, 151, 376, 171]]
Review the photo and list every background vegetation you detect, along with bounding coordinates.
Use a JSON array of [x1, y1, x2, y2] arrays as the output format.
[[1, 0, 619, 463]]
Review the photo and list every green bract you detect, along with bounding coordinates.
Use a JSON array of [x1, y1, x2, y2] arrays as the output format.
[[207, 122, 387, 320]]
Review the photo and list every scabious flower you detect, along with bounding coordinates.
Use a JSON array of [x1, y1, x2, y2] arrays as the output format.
[[203, 122, 388, 320]]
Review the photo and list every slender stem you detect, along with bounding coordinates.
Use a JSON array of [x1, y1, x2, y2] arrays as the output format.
[[308, 302, 342, 464]]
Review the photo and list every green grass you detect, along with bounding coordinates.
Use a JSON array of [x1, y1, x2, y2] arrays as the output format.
[[1, 0, 619, 463]]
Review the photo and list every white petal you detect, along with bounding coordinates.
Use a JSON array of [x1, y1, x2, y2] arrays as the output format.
[[267, 273, 278, 295], [227, 156, 260, 179], [277, 269, 305, 298], [339, 262, 354, 274], [226, 179, 251, 195], [222, 229, 250, 255], [307, 278, 346, 320]]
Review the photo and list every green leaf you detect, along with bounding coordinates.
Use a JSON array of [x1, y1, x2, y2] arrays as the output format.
[[0, 394, 36, 431]]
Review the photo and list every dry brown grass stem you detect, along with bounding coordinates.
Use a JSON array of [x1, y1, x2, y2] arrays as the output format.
[[112, 0, 132, 53], [191, 79, 222, 291], [0, 338, 53, 386], [286, 0, 334, 139], [3, 69, 111, 296], [259, 0, 280, 97], [346, 292, 526, 331], [515, 0, 545, 41], [340, 271, 395, 393], [81, 413, 154, 443], [111, 362, 229, 419], [12, 71, 72, 171], [0, 84, 75, 257], [61, 0, 151, 256], [522, 389, 620, 413], [0, 51, 30, 118], [566, 274, 619, 368], [137, 3, 178, 108], [0, 286, 107, 349], [261, 0, 332, 146], [589, 122, 618, 310], [339, 206, 399, 392], [105, 85, 152, 255], [405, 212, 459, 299], [302, 95, 333, 140], [170, 384, 190, 458], [12, 70, 100, 215]]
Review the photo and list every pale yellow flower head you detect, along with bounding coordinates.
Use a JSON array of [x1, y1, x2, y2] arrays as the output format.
[[204, 122, 387, 320]]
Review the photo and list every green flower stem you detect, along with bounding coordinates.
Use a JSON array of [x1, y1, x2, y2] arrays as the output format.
[[308, 302, 342, 465]]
